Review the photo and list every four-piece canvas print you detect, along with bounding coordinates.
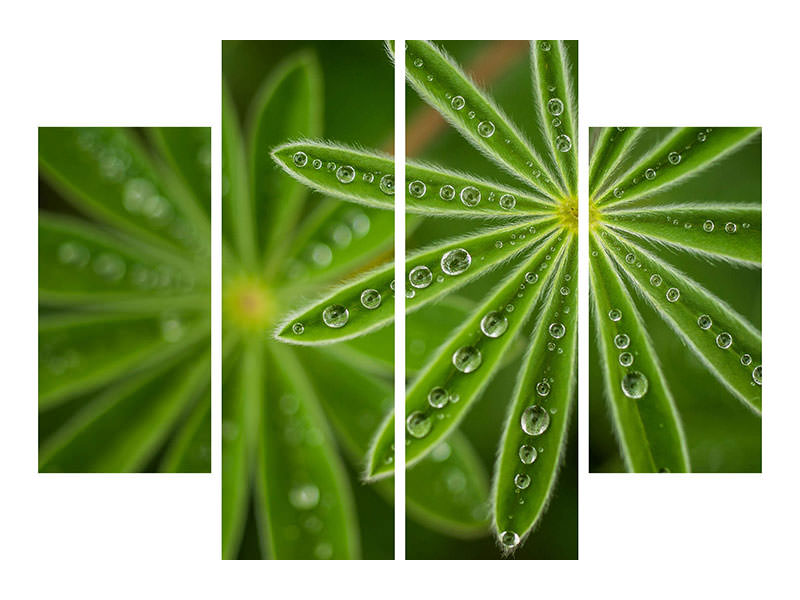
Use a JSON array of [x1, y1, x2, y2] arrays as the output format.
[[37, 40, 762, 560]]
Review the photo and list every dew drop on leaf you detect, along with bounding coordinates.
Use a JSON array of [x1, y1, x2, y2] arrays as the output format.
[[322, 304, 349, 328], [555, 134, 572, 152], [289, 483, 320, 510], [608, 308, 622, 322], [480, 311, 508, 338], [725, 222, 737, 233], [666, 287, 680, 302], [362, 172, 374, 183], [427, 386, 450, 409], [525, 271, 539, 284], [645, 168, 656, 180], [539, 40, 551, 51], [668, 151, 681, 165], [292, 151, 308, 167], [360, 289, 381, 310], [451, 95, 465, 110], [548, 322, 566, 339], [439, 184, 455, 201], [618, 352, 634, 367], [514, 473, 531, 489], [408, 265, 433, 289], [499, 193, 516, 210], [614, 334, 630, 349], [336, 165, 355, 184], [650, 274, 662, 287], [292, 322, 305, 335], [379, 174, 394, 195], [519, 445, 538, 464], [478, 121, 495, 138], [406, 411, 432, 438], [547, 98, 564, 116], [752, 365, 762, 385], [441, 248, 472, 275], [703, 219, 715, 232], [499, 530, 520, 550], [697, 314, 712, 330], [460, 185, 481, 207], [536, 381, 550, 397], [613, 187, 624, 198], [741, 353, 752, 366], [620, 371, 649, 399], [408, 179, 427, 198], [625, 253, 635, 264], [452, 345, 482, 373], [521, 405, 550, 435], [716, 332, 732, 349], [697, 131, 707, 142], [312, 159, 322, 169]]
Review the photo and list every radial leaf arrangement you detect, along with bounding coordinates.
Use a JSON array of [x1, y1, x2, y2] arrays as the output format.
[[274, 40, 578, 556], [589, 126, 762, 472], [225, 45, 491, 559], [38, 126, 211, 473]]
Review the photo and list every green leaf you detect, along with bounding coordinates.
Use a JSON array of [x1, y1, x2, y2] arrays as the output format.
[[589, 126, 643, 196], [595, 127, 760, 208], [271, 140, 395, 211], [367, 230, 571, 478], [403, 40, 564, 199], [39, 311, 208, 408], [149, 127, 211, 220], [222, 337, 263, 559], [38, 127, 206, 257], [589, 233, 690, 472], [39, 213, 206, 307], [160, 389, 211, 473], [601, 203, 761, 266], [255, 344, 360, 559], [248, 51, 323, 267], [530, 40, 577, 197], [492, 239, 577, 551], [404, 160, 555, 217], [222, 82, 258, 269], [600, 227, 761, 413], [39, 348, 209, 472]]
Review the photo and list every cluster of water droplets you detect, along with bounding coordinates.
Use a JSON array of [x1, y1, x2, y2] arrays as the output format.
[[606, 212, 752, 236], [291, 150, 394, 197], [692, 312, 761, 385]]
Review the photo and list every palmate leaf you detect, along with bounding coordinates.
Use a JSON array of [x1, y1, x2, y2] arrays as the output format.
[[367, 231, 571, 479], [589, 127, 644, 195], [255, 344, 360, 559], [600, 228, 762, 412], [589, 233, 689, 473], [594, 127, 760, 208], [402, 40, 563, 198], [492, 239, 577, 552]]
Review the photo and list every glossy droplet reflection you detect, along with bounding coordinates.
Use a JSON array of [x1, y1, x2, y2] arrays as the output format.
[[608, 308, 622, 322], [379, 174, 394, 195], [427, 386, 449, 409], [360, 289, 381, 310], [621, 371, 649, 399], [480, 311, 508, 338], [452, 346, 482, 373], [499, 530, 520, 550], [614, 334, 630, 349], [548, 322, 565, 339], [521, 405, 550, 436], [441, 248, 471, 275], [408, 180, 426, 198], [477, 121, 495, 138], [519, 444, 538, 464], [439, 184, 455, 201], [716, 332, 732, 349], [406, 411, 432, 439], [547, 98, 564, 116], [460, 185, 481, 207], [514, 473, 531, 489], [697, 314, 712, 330], [292, 151, 308, 167], [322, 304, 349, 328], [335, 165, 355, 184], [408, 265, 433, 289]]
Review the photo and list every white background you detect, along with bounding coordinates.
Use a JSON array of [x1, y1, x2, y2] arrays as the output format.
[[2, 1, 798, 597]]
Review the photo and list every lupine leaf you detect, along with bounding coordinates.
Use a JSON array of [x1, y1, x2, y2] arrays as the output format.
[[589, 233, 690, 472], [492, 239, 577, 551], [595, 127, 760, 208], [39, 348, 209, 472], [248, 52, 323, 266], [403, 40, 563, 198], [589, 126, 644, 197], [602, 203, 761, 266], [530, 40, 577, 197], [271, 140, 395, 211], [255, 344, 360, 559], [367, 231, 571, 478], [601, 227, 761, 412], [160, 389, 211, 473], [39, 311, 208, 408]]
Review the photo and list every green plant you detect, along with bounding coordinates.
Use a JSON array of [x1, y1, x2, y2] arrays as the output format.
[[589, 127, 762, 472], [222, 41, 490, 559], [274, 40, 578, 557], [38, 127, 211, 472]]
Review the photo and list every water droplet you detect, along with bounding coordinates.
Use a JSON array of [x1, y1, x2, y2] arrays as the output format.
[[408, 179, 426, 198], [379, 174, 394, 195], [441, 248, 471, 275], [521, 405, 550, 435], [514, 473, 531, 489], [560, 286, 570, 296], [451, 95, 465, 110], [292, 322, 304, 335], [312, 159, 322, 169], [478, 120, 495, 138], [480, 311, 508, 338], [519, 445, 538, 464], [362, 172, 374, 183], [614, 334, 630, 349], [292, 151, 308, 167], [499, 530, 520, 550], [650, 274, 662, 287], [428, 386, 450, 409], [525, 272, 539, 284], [666, 287, 680, 302], [621, 371, 649, 399], [549, 322, 565, 339], [613, 187, 624, 198], [618, 352, 634, 367], [406, 411, 432, 438], [536, 381, 551, 397], [555, 134, 572, 152], [716, 332, 732, 349], [452, 346, 482, 373], [336, 165, 355, 184], [460, 185, 481, 207], [326, 161, 336, 172], [697, 131, 707, 142], [93, 253, 126, 281], [668, 151, 681, 165], [499, 193, 516, 210], [697, 314, 712, 330], [406, 288, 415, 299], [289, 483, 319, 510], [752, 365, 762, 385], [552, 117, 561, 128], [413, 57, 423, 68], [608, 308, 622, 322], [625, 252, 635, 264], [58, 241, 90, 267], [725, 222, 737, 233], [495, 241, 503, 249], [547, 98, 564, 116], [506, 304, 515, 313], [409, 265, 432, 289], [311, 243, 332, 267], [741, 353, 752, 366], [467, 110, 476, 119], [360, 289, 381, 310], [645, 168, 656, 180], [703, 219, 715, 232], [439, 184, 455, 201], [322, 304, 349, 328]]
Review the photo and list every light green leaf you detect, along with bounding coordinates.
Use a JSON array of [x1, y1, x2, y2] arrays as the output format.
[[39, 311, 208, 408], [40, 348, 209, 472], [248, 52, 323, 267], [149, 127, 211, 220], [160, 389, 211, 473], [255, 344, 360, 559], [530, 40, 577, 197], [589, 126, 643, 197], [271, 140, 395, 210], [367, 230, 572, 478], [602, 203, 761, 266], [601, 227, 761, 413], [403, 40, 564, 198], [589, 233, 690, 472], [492, 239, 577, 551], [595, 127, 760, 208]]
